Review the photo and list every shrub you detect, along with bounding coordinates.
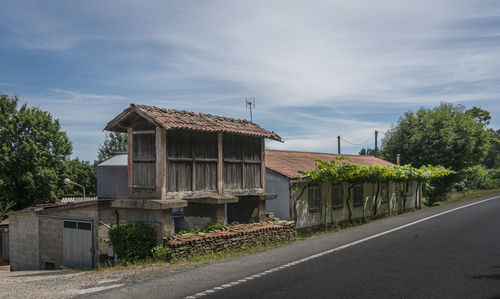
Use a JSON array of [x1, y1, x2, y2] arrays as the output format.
[[109, 222, 157, 261], [201, 222, 223, 232], [151, 245, 171, 261]]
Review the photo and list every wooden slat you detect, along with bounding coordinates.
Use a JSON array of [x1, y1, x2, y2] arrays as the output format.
[[133, 130, 155, 135], [218, 133, 223, 195], [261, 137, 265, 191], [127, 128, 133, 197]]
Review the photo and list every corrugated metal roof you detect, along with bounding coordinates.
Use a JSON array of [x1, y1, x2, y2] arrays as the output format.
[[265, 149, 395, 179], [97, 154, 127, 167], [105, 104, 282, 141]]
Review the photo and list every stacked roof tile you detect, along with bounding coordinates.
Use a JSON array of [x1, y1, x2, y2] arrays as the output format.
[[265, 149, 395, 179], [105, 104, 282, 141]]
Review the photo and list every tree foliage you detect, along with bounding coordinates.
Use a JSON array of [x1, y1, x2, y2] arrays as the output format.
[[96, 132, 127, 164], [483, 129, 500, 169], [380, 102, 489, 171], [0, 95, 72, 209], [359, 147, 376, 156], [0, 95, 97, 212]]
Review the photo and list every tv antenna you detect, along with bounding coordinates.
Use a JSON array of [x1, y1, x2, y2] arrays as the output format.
[[245, 98, 255, 121]]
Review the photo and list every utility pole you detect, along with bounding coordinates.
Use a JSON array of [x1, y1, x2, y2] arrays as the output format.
[[374, 130, 378, 157], [245, 98, 255, 122], [337, 136, 341, 154], [397, 154, 400, 165]]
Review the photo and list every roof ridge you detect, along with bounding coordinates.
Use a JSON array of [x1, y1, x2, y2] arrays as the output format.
[[134, 103, 255, 124], [265, 149, 376, 158]]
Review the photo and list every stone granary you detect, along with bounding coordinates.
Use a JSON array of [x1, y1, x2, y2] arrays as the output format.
[[7, 104, 281, 270], [105, 104, 282, 231]]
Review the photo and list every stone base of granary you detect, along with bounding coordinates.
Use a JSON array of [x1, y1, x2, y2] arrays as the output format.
[[165, 221, 296, 260]]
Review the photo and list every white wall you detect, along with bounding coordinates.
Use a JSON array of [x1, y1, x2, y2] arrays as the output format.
[[265, 170, 291, 220]]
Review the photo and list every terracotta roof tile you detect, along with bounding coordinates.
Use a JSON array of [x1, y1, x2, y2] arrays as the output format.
[[265, 149, 395, 179], [105, 104, 282, 141]]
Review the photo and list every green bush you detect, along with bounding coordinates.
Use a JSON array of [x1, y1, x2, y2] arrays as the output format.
[[109, 222, 157, 261], [151, 245, 171, 261], [201, 222, 223, 232]]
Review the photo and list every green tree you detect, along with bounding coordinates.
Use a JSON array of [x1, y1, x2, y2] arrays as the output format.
[[63, 158, 97, 196], [359, 147, 376, 156], [483, 129, 500, 169], [381, 102, 489, 170], [96, 132, 127, 164], [0, 95, 73, 210]]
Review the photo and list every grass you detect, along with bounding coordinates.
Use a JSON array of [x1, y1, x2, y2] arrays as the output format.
[[430, 188, 500, 206]]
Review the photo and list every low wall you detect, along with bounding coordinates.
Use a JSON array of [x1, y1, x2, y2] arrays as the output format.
[[165, 221, 296, 260]]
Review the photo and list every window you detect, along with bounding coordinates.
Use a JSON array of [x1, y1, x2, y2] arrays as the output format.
[[332, 184, 343, 210], [308, 185, 321, 213], [381, 183, 389, 204], [64, 221, 91, 231], [353, 184, 364, 207]]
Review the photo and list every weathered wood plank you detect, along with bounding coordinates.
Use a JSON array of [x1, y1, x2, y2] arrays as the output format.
[[127, 128, 133, 197], [218, 133, 223, 195], [261, 137, 266, 191]]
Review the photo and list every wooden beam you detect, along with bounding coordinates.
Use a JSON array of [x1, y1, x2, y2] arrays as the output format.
[[127, 128, 133, 198], [155, 127, 167, 199], [217, 133, 223, 195], [133, 130, 155, 135], [261, 137, 266, 191]]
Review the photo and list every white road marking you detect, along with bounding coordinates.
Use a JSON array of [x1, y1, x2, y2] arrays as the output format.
[[67, 283, 125, 295], [185, 195, 500, 298]]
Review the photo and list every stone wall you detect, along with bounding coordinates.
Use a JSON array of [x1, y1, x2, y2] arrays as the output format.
[[165, 221, 296, 260]]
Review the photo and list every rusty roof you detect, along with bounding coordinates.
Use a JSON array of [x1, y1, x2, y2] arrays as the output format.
[[0, 219, 8, 226], [265, 149, 395, 179], [105, 104, 282, 141]]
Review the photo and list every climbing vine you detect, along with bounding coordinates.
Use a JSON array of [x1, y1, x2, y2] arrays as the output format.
[[294, 158, 455, 222]]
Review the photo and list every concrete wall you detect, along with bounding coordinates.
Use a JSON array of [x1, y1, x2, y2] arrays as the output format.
[[9, 212, 40, 271], [291, 181, 421, 230], [265, 170, 291, 220]]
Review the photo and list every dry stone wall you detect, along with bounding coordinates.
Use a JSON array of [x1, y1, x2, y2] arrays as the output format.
[[165, 221, 296, 260]]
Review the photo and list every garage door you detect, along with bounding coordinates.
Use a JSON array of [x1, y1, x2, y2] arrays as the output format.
[[63, 220, 93, 269]]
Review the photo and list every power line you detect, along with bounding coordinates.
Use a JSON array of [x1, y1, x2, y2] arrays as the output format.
[[340, 136, 373, 146]]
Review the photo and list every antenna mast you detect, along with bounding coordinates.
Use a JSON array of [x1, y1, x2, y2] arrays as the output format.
[[245, 98, 255, 121]]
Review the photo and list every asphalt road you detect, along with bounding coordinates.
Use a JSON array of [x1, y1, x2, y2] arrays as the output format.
[[86, 194, 500, 299]]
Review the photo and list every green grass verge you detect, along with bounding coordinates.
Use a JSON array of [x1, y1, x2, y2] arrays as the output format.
[[431, 188, 500, 206]]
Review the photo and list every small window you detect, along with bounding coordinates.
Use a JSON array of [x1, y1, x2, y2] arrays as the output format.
[[332, 184, 343, 210], [44, 261, 56, 270], [381, 183, 389, 204], [308, 185, 321, 213], [353, 184, 364, 207], [77, 222, 92, 231], [64, 221, 77, 229]]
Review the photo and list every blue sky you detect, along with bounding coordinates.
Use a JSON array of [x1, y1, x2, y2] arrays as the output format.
[[1, 1, 500, 161]]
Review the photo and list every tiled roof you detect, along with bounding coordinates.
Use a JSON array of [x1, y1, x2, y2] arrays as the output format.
[[7, 199, 113, 215], [0, 219, 8, 226], [105, 104, 282, 141], [265, 149, 395, 179]]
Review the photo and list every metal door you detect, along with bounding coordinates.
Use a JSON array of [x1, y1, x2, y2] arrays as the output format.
[[63, 220, 93, 268]]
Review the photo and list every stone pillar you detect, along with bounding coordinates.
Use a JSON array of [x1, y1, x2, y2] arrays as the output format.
[[215, 205, 226, 224], [160, 209, 173, 241], [257, 200, 266, 222]]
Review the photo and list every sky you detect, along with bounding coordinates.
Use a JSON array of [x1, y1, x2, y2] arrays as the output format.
[[1, 0, 500, 162]]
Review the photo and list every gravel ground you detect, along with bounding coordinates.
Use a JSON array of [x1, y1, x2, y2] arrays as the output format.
[[0, 264, 188, 298]]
